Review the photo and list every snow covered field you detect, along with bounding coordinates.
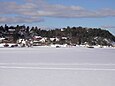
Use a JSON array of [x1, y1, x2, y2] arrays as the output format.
[[0, 47, 115, 86]]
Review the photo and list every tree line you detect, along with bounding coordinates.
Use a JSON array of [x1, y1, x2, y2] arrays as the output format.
[[0, 25, 115, 46]]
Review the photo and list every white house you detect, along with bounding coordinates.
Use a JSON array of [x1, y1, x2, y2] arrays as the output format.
[[39, 37, 47, 43], [50, 37, 60, 42], [61, 37, 67, 40], [0, 37, 5, 43], [34, 36, 42, 39]]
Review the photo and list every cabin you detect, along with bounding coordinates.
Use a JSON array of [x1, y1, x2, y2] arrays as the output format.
[[50, 37, 60, 42], [33, 36, 47, 46]]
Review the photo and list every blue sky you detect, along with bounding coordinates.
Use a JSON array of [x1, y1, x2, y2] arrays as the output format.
[[0, 0, 115, 35]]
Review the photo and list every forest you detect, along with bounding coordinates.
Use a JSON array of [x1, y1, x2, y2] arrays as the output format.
[[0, 25, 115, 46]]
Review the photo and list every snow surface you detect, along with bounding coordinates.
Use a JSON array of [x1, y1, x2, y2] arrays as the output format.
[[0, 47, 115, 86]]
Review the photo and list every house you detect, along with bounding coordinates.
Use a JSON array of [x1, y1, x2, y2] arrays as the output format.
[[2, 28, 19, 43], [50, 37, 60, 42], [39, 37, 47, 43], [0, 37, 5, 43], [33, 36, 47, 46], [61, 37, 67, 40]]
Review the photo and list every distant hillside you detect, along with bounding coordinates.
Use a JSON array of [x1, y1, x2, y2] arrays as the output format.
[[0, 25, 115, 46]]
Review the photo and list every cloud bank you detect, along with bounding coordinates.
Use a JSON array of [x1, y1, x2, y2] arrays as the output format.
[[101, 25, 115, 29], [0, 0, 115, 23]]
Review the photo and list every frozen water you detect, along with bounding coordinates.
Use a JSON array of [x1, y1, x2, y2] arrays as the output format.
[[0, 46, 115, 64], [0, 47, 115, 86]]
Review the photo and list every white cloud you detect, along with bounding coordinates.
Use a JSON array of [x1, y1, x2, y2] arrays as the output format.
[[0, 0, 115, 23], [101, 25, 115, 29], [0, 16, 44, 24]]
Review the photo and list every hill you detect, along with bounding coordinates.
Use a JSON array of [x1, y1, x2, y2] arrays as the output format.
[[0, 25, 115, 46]]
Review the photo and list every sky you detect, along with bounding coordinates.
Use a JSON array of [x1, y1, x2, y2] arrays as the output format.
[[0, 0, 115, 35]]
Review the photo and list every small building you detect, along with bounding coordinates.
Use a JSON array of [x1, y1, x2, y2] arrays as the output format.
[[50, 37, 60, 42], [0, 37, 5, 43], [61, 37, 67, 40], [33, 36, 47, 46]]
